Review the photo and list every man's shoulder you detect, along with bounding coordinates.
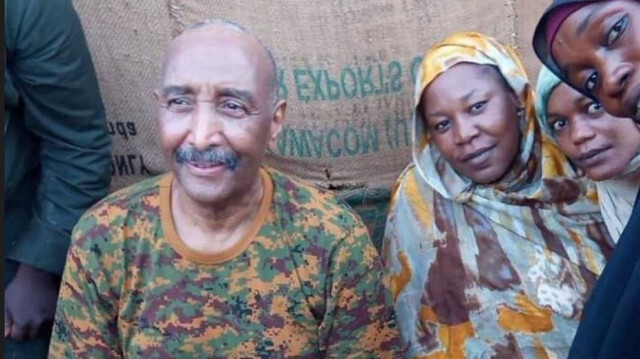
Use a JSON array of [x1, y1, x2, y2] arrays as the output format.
[[265, 167, 366, 232], [69, 175, 168, 262], [79, 174, 167, 224]]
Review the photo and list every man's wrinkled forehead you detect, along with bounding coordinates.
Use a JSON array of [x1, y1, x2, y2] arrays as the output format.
[[160, 25, 274, 90], [162, 28, 252, 75]]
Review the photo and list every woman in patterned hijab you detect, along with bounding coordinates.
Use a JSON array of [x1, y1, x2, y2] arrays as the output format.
[[383, 32, 613, 358], [535, 66, 640, 242]]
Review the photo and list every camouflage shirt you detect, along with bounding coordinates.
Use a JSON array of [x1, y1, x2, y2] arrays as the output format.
[[49, 167, 403, 358]]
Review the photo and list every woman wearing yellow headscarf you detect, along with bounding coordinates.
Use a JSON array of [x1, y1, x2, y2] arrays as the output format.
[[383, 32, 613, 358]]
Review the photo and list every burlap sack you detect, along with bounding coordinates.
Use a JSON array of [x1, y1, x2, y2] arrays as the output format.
[[73, 0, 547, 249]]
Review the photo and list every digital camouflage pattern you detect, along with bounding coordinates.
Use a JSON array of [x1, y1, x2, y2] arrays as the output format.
[[49, 167, 403, 358]]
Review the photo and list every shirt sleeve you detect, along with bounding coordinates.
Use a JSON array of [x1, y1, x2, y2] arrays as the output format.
[[320, 219, 406, 358], [48, 213, 122, 358], [4, 0, 112, 275]]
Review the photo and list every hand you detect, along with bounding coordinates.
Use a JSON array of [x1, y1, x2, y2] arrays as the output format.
[[4, 263, 60, 341]]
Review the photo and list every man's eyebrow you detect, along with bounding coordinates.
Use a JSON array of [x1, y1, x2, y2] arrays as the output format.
[[218, 88, 255, 104], [161, 85, 194, 97]]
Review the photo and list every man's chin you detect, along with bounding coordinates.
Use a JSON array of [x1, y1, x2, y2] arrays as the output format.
[[173, 172, 228, 203], [180, 185, 231, 207]]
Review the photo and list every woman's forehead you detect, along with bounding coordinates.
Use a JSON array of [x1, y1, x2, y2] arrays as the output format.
[[548, 82, 588, 109], [430, 64, 510, 96], [554, 1, 619, 53], [421, 64, 512, 114], [415, 32, 529, 112]]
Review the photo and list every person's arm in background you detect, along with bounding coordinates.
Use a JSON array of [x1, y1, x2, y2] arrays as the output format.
[[4, 0, 112, 340]]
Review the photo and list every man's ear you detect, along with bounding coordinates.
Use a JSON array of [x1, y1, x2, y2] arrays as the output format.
[[268, 100, 286, 149], [154, 89, 163, 105]]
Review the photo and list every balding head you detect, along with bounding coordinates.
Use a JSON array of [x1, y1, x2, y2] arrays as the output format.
[[161, 19, 278, 105]]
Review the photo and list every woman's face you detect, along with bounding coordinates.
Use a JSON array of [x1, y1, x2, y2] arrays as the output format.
[[551, 0, 640, 121], [546, 82, 640, 181], [422, 63, 521, 184]]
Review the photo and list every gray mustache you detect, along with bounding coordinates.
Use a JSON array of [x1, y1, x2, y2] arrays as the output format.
[[174, 146, 239, 170]]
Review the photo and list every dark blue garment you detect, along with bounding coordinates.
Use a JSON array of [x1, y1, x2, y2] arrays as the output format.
[[568, 189, 640, 359]]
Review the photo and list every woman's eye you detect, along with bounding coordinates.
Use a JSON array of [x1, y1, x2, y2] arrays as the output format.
[[586, 101, 603, 115], [607, 16, 627, 46], [434, 119, 451, 132], [585, 72, 598, 93], [552, 119, 568, 132], [470, 100, 488, 113]]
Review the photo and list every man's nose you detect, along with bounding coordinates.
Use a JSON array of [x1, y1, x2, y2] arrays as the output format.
[[189, 104, 225, 150]]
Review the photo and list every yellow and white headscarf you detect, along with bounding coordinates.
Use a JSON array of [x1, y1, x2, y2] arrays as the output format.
[[384, 32, 613, 358]]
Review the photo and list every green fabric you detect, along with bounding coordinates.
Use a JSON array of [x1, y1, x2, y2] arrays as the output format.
[[4, 0, 111, 356], [4, 0, 112, 276], [343, 187, 391, 251], [534, 65, 564, 141]]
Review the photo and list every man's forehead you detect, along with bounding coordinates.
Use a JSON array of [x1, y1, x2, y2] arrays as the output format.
[[159, 23, 276, 101], [162, 41, 256, 79], [166, 25, 263, 63], [163, 32, 265, 77], [161, 69, 258, 94], [166, 34, 254, 65]]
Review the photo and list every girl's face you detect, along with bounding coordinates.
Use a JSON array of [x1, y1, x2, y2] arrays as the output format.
[[546, 81, 640, 180]]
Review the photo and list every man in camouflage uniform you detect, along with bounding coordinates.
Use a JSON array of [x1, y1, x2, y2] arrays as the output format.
[[49, 19, 403, 358]]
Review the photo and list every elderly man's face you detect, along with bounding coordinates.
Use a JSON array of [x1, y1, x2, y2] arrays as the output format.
[[155, 27, 284, 206]]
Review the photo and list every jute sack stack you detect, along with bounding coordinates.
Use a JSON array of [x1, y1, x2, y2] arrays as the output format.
[[73, 0, 547, 249]]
